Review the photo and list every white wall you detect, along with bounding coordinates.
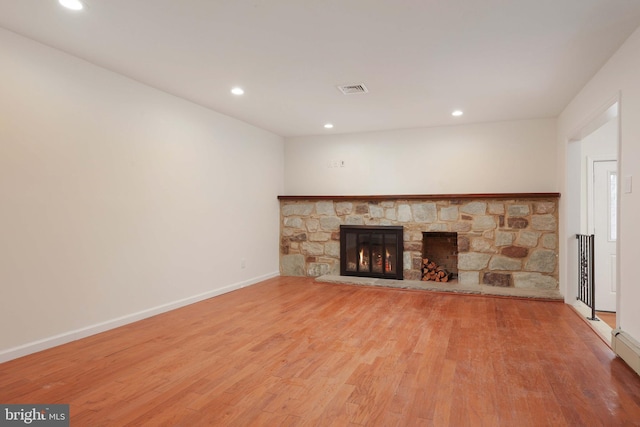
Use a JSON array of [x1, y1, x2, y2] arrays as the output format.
[[558, 26, 640, 340], [0, 28, 284, 361], [284, 119, 557, 195]]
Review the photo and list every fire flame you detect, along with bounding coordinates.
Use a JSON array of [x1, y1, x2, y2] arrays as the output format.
[[386, 249, 392, 272]]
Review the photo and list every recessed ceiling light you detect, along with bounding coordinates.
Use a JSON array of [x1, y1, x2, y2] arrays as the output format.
[[231, 87, 244, 95], [452, 110, 464, 117], [59, 0, 83, 10], [324, 123, 334, 129]]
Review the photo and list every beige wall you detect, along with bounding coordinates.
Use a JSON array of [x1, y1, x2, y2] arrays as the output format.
[[0, 28, 284, 361], [284, 118, 558, 196]]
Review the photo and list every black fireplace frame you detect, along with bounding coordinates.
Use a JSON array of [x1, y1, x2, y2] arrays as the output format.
[[340, 225, 404, 280]]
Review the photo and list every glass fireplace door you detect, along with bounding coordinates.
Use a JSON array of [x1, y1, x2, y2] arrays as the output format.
[[340, 225, 403, 279]]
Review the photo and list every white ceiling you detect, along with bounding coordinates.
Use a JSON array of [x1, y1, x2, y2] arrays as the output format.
[[1, 0, 640, 137]]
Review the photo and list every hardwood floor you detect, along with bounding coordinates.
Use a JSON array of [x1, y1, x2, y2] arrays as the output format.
[[2, 276, 640, 426]]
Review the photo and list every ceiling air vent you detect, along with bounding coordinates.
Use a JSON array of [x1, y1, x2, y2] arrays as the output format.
[[337, 83, 369, 95]]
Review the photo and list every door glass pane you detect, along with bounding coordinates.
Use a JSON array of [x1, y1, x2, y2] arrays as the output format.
[[371, 234, 383, 273], [609, 171, 617, 241], [358, 234, 370, 272], [385, 234, 397, 274], [346, 233, 357, 272]]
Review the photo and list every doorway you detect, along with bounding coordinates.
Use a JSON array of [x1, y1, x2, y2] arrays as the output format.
[[576, 104, 619, 335]]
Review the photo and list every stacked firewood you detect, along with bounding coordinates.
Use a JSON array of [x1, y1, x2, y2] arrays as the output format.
[[421, 258, 452, 282]]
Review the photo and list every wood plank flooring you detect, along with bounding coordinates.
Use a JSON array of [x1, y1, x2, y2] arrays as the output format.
[[1, 276, 640, 426]]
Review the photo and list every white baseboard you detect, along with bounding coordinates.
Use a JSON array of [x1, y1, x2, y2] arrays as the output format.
[[0, 272, 279, 364], [571, 301, 613, 346], [612, 329, 640, 376]]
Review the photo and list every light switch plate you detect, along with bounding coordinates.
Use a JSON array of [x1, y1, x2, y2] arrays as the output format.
[[624, 175, 632, 193]]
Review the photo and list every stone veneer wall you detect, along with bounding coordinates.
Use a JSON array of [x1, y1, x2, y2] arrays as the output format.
[[279, 196, 559, 290]]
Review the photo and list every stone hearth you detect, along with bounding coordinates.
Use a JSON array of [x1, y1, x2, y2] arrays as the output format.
[[279, 194, 560, 291], [315, 274, 563, 300]]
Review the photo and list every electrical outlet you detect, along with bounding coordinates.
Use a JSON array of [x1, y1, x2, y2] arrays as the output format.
[[241, 259, 246, 269]]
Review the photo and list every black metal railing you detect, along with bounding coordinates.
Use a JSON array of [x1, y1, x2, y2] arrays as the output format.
[[576, 234, 598, 321]]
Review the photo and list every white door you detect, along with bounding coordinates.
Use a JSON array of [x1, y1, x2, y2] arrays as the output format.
[[593, 160, 617, 312]]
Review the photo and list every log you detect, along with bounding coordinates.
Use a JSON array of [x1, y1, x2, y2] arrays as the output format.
[[421, 257, 452, 283]]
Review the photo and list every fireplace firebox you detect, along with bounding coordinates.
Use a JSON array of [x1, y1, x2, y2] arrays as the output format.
[[422, 232, 458, 281], [340, 225, 403, 280]]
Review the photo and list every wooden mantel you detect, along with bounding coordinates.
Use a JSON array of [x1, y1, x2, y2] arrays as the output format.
[[278, 193, 560, 201]]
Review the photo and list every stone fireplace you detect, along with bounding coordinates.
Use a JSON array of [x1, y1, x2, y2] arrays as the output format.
[[279, 193, 560, 291]]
